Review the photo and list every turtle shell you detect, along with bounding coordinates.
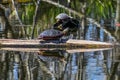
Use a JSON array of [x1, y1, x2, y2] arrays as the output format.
[[38, 29, 63, 40]]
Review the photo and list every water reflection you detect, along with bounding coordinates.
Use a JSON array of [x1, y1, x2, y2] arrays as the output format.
[[0, 47, 120, 80], [84, 51, 106, 80], [0, 24, 120, 80]]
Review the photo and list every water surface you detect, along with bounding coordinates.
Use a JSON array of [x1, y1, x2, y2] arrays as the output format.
[[0, 24, 120, 80], [0, 47, 120, 80]]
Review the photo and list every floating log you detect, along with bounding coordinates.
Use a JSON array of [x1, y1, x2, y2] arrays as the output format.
[[0, 39, 114, 48]]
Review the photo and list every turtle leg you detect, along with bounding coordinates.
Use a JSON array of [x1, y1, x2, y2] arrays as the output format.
[[59, 38, 68, 43]]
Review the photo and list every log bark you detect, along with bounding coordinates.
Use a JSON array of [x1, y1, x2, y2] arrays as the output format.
[[0, 39, 114, 48]]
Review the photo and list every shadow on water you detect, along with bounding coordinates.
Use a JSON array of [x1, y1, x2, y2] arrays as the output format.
[[0, 24, 120, 80]]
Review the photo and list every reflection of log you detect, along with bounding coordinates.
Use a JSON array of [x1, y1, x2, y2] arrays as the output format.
[[66, 48, 112, 53], [1, 47, 112, 53], [0, 39, 114, 48]]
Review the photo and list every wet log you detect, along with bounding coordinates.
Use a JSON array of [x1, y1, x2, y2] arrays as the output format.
[[0, 39, 114, 48]]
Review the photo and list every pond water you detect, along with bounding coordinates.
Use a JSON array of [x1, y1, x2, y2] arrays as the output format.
[[0, 24, 120, 80], [0, 47, 120, 80]]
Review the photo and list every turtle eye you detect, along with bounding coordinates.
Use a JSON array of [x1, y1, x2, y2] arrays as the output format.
[[57, 19, 63, 23]]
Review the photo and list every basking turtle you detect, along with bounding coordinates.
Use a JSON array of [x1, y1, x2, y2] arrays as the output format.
[[38, 29, 64, 40]]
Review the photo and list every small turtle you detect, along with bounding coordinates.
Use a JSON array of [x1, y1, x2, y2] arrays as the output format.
[[38, 29, 64, 40]]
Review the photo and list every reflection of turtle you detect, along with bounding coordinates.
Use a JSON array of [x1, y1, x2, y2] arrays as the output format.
[[38, 49, 65, 57], [38, 49, 66, 62], [38, 29, 64, 40]]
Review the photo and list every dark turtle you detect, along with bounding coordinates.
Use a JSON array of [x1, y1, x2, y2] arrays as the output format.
[[38, 29, 64, 40]]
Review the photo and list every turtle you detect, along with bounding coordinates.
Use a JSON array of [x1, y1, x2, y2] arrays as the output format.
[[38, 29, 64, 40]]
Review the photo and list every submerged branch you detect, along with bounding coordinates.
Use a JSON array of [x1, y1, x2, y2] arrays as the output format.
[[31, 0, 41, 39], [0, 4, 15, 38], [11, 0, 26, 37]]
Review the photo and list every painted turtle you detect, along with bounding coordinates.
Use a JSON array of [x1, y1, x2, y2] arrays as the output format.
[[38, 29, 64, 40]]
